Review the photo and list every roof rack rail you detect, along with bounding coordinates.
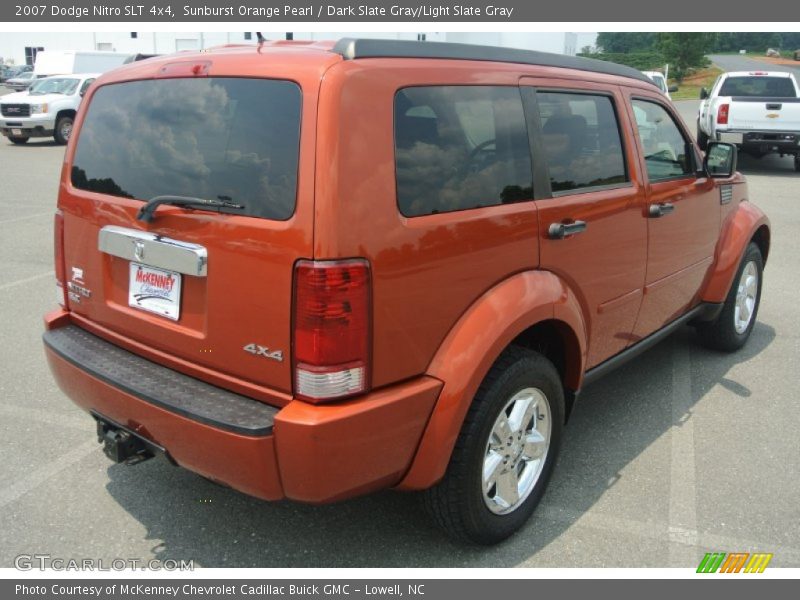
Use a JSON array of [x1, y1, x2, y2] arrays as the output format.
[[331, 38, 657, 87]]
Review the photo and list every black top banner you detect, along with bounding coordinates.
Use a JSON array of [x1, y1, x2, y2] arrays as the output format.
[[3, 0, 800, 22]]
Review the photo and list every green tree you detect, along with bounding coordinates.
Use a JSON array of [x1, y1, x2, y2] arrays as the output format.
[[768, 33, 783, 50], [596, 32, 657, 53], [656, 33, 714, 82]]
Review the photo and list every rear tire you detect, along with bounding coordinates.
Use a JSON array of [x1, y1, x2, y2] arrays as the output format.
[[8, 136, 28, 145], [696, 120, 709, 151], [696, 242, 763, 352], [54, 115, 73, 145], [794, 154, 800, 172], [422, 346, 564, 545]]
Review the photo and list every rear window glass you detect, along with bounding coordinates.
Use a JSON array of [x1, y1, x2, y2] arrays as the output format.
[[394, 86, 533, 217], [535, 92, 628, 193], [718, 76, 797, 98], [71, 78, 301, 221]]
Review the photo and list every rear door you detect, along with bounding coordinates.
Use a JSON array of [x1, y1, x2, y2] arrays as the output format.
[[520, 78, 647, 369], [61, 75, 313, 397], [625, 91, 720, 339]]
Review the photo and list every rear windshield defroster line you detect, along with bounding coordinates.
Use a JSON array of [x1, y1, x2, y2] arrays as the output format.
[[70, 77, 302, 221]]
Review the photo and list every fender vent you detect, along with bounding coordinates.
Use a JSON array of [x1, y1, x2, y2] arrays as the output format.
[[720, 185, 733, 205]]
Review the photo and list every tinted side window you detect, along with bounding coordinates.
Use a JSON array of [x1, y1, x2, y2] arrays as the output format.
[[631, 100, 693, 181], [535, 92, 628, 193], [394, 86, 533, 217]]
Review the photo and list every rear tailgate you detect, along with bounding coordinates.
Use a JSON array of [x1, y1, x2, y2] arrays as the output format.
[[58, 58, 322, 398], [720, 73, 800, 132], [728, 96, 800, 132]]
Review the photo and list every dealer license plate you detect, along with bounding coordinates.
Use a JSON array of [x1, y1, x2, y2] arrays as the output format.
[[128, 262, 182, 321], [11, 129, 22, 136]]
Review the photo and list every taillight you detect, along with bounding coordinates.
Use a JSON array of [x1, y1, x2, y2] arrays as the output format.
[[717, 103, 730, 125], [54, 210, 66, 307], [293, 259, 371, 403]]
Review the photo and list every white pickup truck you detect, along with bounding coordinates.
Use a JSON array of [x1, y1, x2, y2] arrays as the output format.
[[698, 70, 800, 171], [0, 73, 97, 145]]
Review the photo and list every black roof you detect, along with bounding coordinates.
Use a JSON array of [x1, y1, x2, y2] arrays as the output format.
[[332, 38, 657, 87]]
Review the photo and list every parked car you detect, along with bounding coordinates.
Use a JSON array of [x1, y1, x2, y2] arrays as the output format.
[[4, 70, 37, 91], [0, 73, 98, 144], [698, 70, 800, 171], [43, 39, 770, 544], [1, 64, 32, 82], [642, 70, 679, 100], [1, 65, 18, 82]]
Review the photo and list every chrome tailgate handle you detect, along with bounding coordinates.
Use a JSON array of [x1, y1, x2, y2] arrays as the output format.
[[98, 225, 208, 277]]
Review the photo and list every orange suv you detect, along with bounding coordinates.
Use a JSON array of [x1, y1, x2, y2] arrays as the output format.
[[43, 39, 770, 544]]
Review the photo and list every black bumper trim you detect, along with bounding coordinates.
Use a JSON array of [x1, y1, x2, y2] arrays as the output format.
[[44, 325, 278, 436]]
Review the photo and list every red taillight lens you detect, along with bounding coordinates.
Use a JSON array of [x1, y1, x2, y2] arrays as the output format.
[[717, 103, 730, 125], [293, 259, 371, 402], [54, 211, 66, 307]]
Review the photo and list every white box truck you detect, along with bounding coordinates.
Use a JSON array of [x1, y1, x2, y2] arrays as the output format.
[[33, 51, 132, 76]]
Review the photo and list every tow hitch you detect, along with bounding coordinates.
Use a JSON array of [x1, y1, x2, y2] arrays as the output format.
[[93, 412, 170, 465]]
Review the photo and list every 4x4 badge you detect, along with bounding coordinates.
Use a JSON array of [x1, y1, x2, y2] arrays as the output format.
[[243, 343, 283, 362]]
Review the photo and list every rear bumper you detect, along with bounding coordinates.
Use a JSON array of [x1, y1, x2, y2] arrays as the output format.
[[717, 129, 800, 151], [43, 311, 441, 503]]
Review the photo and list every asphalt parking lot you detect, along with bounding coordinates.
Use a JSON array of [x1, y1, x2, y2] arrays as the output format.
[[0, 88, 798, 568]]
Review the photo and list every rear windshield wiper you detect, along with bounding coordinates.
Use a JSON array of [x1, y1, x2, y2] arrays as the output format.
[[137, 195, 244, 223]]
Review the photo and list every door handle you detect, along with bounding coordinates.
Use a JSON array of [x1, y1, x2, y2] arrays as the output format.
[[548, 220, 587, 239], [648, 203, 675, 218]]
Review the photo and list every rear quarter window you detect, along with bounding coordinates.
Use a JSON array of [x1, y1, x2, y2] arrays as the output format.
[[71, 78, 301, 221], [394, 86, 533, 217]]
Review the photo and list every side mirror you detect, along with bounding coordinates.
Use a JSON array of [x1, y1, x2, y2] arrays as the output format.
[[79, 89, 86, 97], [668, 84, 679, 93], [704, 142, 738, 178], [699, 87, 709, 100]]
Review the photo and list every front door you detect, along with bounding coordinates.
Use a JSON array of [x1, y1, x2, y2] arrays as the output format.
[[624, 92, 720, 339], [521, 79, 648, 369]]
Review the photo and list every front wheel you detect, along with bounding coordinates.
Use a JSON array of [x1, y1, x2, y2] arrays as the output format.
[[696, 242, 763, 352], [54, 115, 73, 145], [422, 346, 564, 544]]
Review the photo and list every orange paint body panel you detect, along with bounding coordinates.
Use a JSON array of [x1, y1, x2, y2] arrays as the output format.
[[702, 190, 770, 303], [314, 60, 541, 387], [44, 311, 440, 504], [274, 377, 440, 502], [397, 271, 586, 490], [43, 40, 771, 513], [57, 47, 333, 396]]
